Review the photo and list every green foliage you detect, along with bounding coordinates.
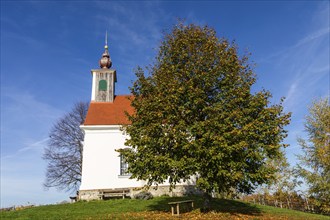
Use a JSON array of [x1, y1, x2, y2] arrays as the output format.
[[259, 152, 301, 205], [119, 23, 291, 195], [296, 97, 330, 213]]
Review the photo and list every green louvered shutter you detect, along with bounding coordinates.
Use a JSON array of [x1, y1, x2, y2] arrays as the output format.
[[99, 80, 107, 91]]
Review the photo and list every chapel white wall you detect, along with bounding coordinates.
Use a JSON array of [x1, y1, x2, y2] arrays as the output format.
[[79, 125, 145, 190], [79, 125, 195, 193]]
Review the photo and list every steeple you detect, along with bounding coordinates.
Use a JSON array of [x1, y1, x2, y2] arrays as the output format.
[[99, 31, 112, 69], [90, 32, 117, 102]]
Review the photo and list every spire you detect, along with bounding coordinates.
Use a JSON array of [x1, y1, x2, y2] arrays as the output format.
[[99, 31, 112, 69], [105, 30, 108, 49]]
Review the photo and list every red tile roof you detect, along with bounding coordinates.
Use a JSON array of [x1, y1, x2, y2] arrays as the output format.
[[84, 95, 134, 125]]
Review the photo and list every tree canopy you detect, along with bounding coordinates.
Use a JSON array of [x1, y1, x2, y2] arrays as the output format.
[[43, 101, 89, 192], [297, 97, 330, 213], [119, 23, 291, 195]]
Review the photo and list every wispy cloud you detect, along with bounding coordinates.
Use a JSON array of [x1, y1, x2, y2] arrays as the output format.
[[283, 54, 328, 111], [258, 26, 329, 66], [267, 4, 330, 166], [1, 88, 63, 159], [2, 88, 63, 125], [0, 89, 68, 207], [296, 27, 330, 47], [284, 82, 298, 106], [2, 138, 49, 160], [93, 1, 166, 48], [1, 144, 69, 207], [265, 20, 329, 112]]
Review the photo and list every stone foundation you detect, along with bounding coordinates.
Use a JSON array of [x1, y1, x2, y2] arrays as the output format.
[[78, 189, 101, 201], [130, 185, 202, 197], [79, 185, 201, 201]]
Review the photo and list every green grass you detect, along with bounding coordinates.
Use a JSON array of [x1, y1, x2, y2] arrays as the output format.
[[1, 196, 329, 220]]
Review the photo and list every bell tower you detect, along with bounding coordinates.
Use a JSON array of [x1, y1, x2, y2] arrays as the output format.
[[91, 32, 117, 102]]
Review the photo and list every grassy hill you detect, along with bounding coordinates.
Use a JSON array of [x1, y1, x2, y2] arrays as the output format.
[[1, 196, 329, 220]]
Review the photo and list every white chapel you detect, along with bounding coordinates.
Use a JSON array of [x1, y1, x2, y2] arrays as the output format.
[[78, 38, 196, 200]]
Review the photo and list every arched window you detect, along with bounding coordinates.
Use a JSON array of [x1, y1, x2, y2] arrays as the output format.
[[98, 80, 107, 91]]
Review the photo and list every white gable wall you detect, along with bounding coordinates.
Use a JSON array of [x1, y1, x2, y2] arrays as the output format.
[[80, 125, 145, 190]]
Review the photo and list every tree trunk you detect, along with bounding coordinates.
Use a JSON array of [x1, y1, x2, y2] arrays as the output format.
[[201, 192, 212, 213]]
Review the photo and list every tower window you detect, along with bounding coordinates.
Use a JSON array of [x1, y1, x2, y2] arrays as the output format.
[[99, 80, 107, 91]]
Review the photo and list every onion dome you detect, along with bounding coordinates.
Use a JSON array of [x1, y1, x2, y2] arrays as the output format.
[[99, 32, 112, 69]]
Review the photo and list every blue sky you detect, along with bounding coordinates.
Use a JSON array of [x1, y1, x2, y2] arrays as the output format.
[[1, 1, 329, 208]]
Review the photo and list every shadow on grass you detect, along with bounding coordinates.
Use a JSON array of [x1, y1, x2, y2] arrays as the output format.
[[147, 196, 262, 216]]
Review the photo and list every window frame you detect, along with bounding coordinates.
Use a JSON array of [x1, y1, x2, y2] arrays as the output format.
[[119, 154, 130, 176]]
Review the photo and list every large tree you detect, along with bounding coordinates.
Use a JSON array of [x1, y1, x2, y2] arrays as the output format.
[[119, 23, 290, 197], [296, 97, 330, 213], [43, 102, 89, 192]]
